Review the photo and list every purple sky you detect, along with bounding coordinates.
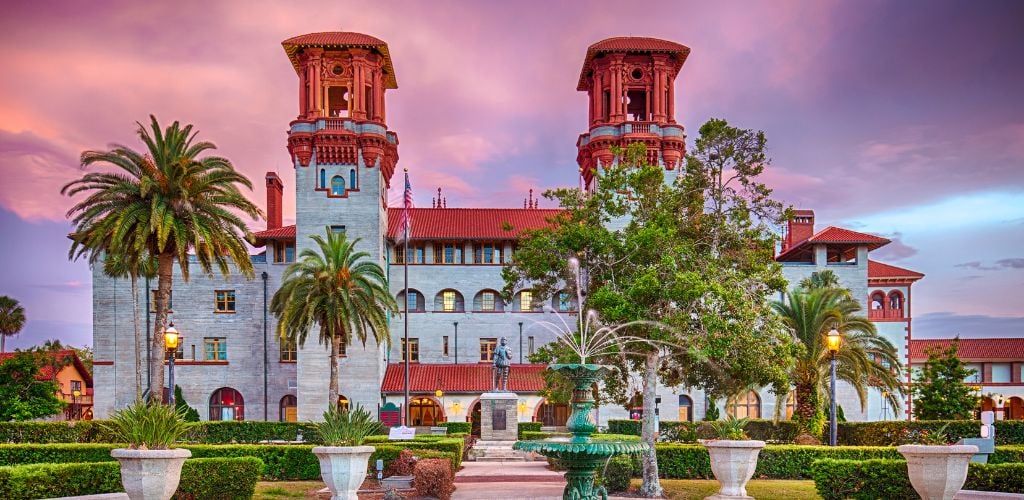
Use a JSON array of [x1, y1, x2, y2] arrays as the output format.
[[1, 0, 1022, 350]]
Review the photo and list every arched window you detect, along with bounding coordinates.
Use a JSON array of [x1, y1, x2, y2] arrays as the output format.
[[280, 395, 297, 422], [537, 400, 570, 426], [397, 289, 424, 312], [870, 291, 885, 311], [678, 395, 693, 422], [409, 397, 443, 426], [434, 289, 465, 312], [210, 387, 244, 421], [473, 289, 504, 312], [338, 394, 350, 412], [888, 291, 903, 313], [727, 390, 761, 419], [350, 168, 357, 189], [330, 176, 345, 196], [320, 169, 326, 188]]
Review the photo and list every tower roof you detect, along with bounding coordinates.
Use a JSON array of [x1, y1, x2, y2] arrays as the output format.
[[282, 32, 397, 89], [577, 36, 691, 91]]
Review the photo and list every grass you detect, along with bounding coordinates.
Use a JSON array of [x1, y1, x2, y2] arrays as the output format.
[[254, 481, 325, 499], [635, 479, 821, 500]]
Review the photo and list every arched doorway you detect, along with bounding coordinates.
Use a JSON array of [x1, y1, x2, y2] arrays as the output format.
[[678, 395, 694, 422], [338, 394, 350, 412], [409, 397, 443, 426], [210, 387, 244, 421], [1008, 397, 1024, 420], [470, 401, 481, 437], [536, 400, 570, 427], [280, 395, 297, 422]]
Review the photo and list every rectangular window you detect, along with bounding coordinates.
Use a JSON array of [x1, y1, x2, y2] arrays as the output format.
[[528, 336, 535, 356], [280, 339, 297, 362], [480, 338, 497, 363], [441, 243, 462, 264], [203, 338, 226, 361], [70, 380, 82, 394], [215, 290, 236, 313], [442, 290, 456, 312], [330, 225, 346, 235], [405, 291, 421, 312], [558, 292, 572, 312], [992, 363, 1012, 383], [481, 292, 496, 311], [150, 290, 172, 313], [274, 241, 295, 263], [520, 291, 533, 312], [442, 336, 449, 357], [397, 244, 426, 264], [473, 242, 502, 264], [402, 338, 419, 363], [393, 245, 405, 264]]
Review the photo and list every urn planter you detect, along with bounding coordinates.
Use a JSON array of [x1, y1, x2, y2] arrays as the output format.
[[700, 440, 766, 500], [898, 444, 978, 500], [110, 448, 191, 500], [312, 445, 375, 500]]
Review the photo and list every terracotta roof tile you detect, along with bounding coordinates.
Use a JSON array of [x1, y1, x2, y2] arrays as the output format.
[[253, 225, 296, 242], [381, 363, 547, 393], [385, 208, 561, 240], [776, 225, 890, 261], [869, 260, 924, 281], [909, 338, 1024, 361], [282, 32, 397, 88], [578, 37, 691, 90]]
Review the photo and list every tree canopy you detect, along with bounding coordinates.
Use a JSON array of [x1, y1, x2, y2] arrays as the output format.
[[0, 349, 66, 421], [912, 340, 978, 420]]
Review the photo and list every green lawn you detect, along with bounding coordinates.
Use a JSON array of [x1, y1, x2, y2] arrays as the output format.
[[254, 481, 325, 499], [637, 479, 821, 500]]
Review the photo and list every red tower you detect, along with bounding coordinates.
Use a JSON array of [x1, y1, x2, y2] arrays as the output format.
[[576, 37, 690, 190]]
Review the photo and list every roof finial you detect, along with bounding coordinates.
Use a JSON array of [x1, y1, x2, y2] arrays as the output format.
[[443, 196, 447, 208]]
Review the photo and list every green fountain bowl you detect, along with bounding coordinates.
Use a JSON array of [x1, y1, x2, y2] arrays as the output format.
[[513, 437, 648, 460]]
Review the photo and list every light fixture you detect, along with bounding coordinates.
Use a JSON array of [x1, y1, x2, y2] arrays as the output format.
[[826, 327, 842, 354], [518, 400, 528, 415], [165, 322, 180, 349], [435, 389, 444, 399]]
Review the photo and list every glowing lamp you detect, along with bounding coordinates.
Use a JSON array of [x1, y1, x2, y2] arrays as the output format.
[[826, 327, 842, 354], [164, 322, 180, 349], [518, 400, 528, 415], [435, 389, 444, 399], [72, 390, 81, 398]]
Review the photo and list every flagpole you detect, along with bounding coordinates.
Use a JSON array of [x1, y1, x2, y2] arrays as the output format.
[[403, 169, 411, 427]]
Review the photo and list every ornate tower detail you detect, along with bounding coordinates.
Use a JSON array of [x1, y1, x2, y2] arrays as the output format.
[[575, 37, 690, 190], [282, 32, 400, 189]]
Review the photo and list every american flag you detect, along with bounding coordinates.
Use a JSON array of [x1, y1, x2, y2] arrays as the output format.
[[397, 170, 413, 241]]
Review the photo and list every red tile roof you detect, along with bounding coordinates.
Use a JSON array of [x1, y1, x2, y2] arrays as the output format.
[[281, 32, 397, 88], [385, 208, 561, 240], [381, 363, 547, 393], [868, 260, 925, 281], [578, 37, 691, 90], [0, 349, 92, 386], [253, 225, 296, 242], [909, 338, 1024, 362], [776, 225, 890, 261]]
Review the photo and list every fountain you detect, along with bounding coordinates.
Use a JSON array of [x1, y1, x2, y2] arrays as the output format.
[[513, 259, 652, 500]]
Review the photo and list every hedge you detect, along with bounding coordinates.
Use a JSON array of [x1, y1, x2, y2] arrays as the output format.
[[519, 422, 542, 438], [0, 442, 460, 480], [811, 458, 1024, 499], [0, 457, 262, 500], [439, 422, 471, 434], [0, 420, 322, 445], [608, 419, 802, 443], [657, 444, 902, 479]]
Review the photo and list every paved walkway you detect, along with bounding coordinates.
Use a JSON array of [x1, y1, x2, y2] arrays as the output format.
[[453, 461, 638, 500]]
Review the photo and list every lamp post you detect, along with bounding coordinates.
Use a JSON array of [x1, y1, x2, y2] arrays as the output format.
[[453, 322, 458, 365], [72, 389, 81, 420], [518, 322, 523, 364], [435, 388, 444, 424], [826, 326, 842, 447], [165, 322, 179, 407]]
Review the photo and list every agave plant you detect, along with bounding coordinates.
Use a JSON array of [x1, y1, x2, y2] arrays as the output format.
[[104, 399, 189, 449], [710, 416, 749, 441], [317, 405, 382, 447]]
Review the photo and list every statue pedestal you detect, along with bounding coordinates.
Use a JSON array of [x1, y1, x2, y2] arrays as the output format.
[[469, 392, 528, 462]]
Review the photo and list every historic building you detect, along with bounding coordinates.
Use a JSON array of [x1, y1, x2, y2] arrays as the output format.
[[92, 31, 962, 425]]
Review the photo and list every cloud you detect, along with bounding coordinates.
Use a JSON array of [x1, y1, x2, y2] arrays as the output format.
[[0, 130, 82, 221], [954, 258, 1024, 271], [914, 312, 1024, 339], [995, 258, 1024, 269], [870, 232, 918, 261]]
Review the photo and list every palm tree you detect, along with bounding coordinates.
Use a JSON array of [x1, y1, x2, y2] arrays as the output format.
[[772, 287, 902, 428], [103, 253, 157, 399], [271, 228, 398, 409], [62, 115, 261, 401], [0, 296, 26, 353], [798, 269, 841, 291]]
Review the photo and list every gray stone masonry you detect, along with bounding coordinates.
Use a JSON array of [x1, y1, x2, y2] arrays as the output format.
[[480, 392, 519, 441]]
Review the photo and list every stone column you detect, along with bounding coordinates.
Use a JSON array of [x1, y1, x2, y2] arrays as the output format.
[[479, 392, 518, 442]]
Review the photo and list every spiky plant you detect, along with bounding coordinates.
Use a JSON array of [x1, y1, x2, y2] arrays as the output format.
[[317, 405, 383, 447], [104, 398, 189, 450]]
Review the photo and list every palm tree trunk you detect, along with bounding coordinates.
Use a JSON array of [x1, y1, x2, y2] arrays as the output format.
[[328, 334, 341, 411], [131, 274, 142, 400], [149, 253, 173, 403], [1, 334, 5, 354], [795, 382, 818, 429], [639, 351, 663, 497]]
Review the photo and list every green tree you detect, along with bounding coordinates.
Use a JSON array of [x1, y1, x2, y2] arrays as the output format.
[[0, 349, 65, 421], [174, 385, 201, 422], [773, 288, 901, 432], [799, 269, 841, 291], [505, 119, 796, 497], [0, 296, 26, 354], [272, 229, 398, 410], [62, 115, 261, 402], [912, 340, 978, 420]]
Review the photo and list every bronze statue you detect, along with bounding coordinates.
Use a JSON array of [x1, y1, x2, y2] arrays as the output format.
[[492, 336, 513, 392]]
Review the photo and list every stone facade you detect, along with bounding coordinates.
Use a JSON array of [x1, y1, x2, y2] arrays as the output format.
[[479, 392, 519, 441]]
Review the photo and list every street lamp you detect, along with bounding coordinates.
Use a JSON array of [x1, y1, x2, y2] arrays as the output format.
[[826, 326, 842, 446], [165, 322, 179, 407], [72, 389, 81, 420]]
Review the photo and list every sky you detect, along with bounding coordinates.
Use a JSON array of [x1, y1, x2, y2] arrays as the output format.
[[0, 0, 1022, 349]]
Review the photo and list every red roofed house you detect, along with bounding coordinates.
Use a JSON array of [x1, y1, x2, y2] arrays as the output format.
[[909, 338, 1024, 420], [0, 349, 93, 420]]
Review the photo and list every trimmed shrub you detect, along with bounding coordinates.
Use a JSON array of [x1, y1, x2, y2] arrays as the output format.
[[0, 457, 262, 500], [0, 420, 321, 445], [812, 458, 1024, 499], [439, 422, 471, 434], [607, 419, 641, 436], [744, 420, 802, 443], [518, 422, 542, 438], [384, 449, 417, 477], [655, 444, 902, 480], [414, 458, 454, 500], [660, 421, 697, 442], [603, 455, 634, 493], [837, 420, 1024, 446], [610, 419, 801, 443]]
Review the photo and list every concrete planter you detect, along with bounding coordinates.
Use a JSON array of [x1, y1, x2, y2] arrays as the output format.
[[898, 444, 979, 500], [312, 445, 375, 500], [110, 448, 191, 500], [701, 440, 766, 500]]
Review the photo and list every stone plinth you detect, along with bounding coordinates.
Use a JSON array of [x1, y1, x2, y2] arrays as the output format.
[[480, 392, 518, 442]]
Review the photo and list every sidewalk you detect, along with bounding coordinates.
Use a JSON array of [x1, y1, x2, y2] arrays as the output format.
[[452, 461, 636, 500]]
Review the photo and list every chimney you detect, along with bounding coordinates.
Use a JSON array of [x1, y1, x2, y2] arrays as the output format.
[[784, 209, 815, 251], [265, 172, 284, 230]]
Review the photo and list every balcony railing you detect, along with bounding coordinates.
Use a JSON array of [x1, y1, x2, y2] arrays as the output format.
[[869, 308, 905, 320]]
